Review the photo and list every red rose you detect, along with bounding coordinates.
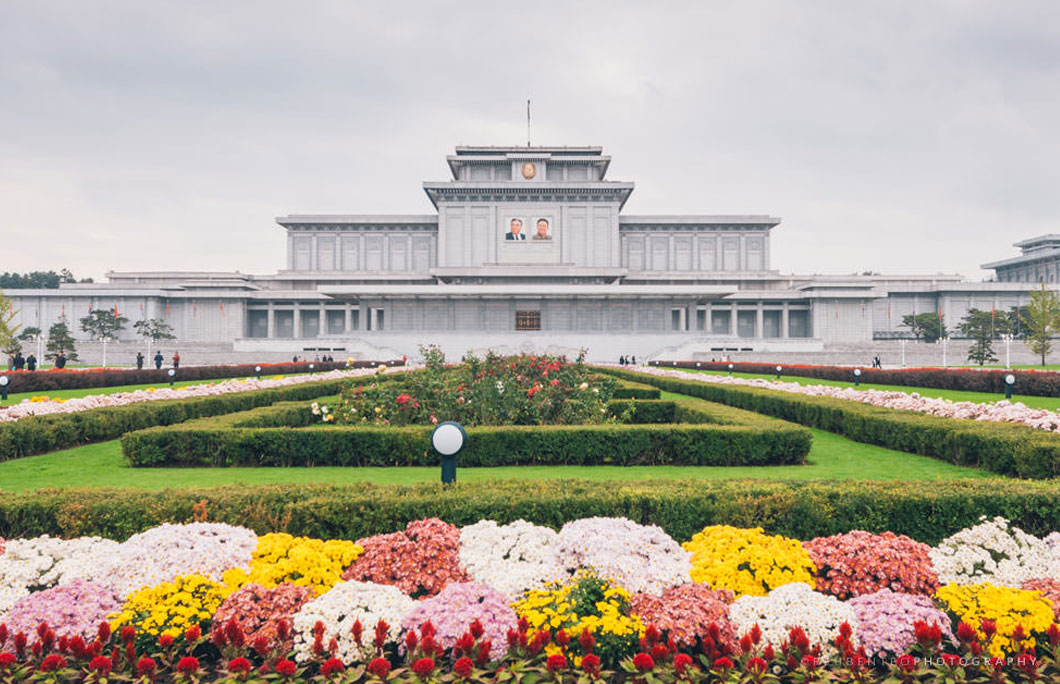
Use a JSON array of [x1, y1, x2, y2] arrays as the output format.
[[412, 658, 435, 678], [275, 660, 297, 677], [176, 657, 200, 674], [137, 657, 157, 676], [367, 658, 390, 679], [546, 654, 567, 672], [40, 654, 66, 672], [453, 656, 474, 679], [89, 656, 112, 674], [321, 658, 345, 678], [632, 653, 655, 672], [228, 657, 252, 674]]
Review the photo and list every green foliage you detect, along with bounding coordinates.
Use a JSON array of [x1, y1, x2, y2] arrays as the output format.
[[133, 318, 176, 342], [79, 308, 129, 341], [0, 290, 20, 355], [17, 326, 41, 342], [900, 312, 946, 342], [604, 368, 1060, 479], [46, 317, 78, 362], [0, 269, 91, 289], [1025, 285, 1060, 366], [4, 478, 1060, 545], [120, 398, 812, 468], [337, 348, 616, 427], [958, 308, 1010, 366]]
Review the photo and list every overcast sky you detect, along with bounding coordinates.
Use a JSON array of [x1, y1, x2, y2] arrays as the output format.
[[2, 1, 1059, 282]]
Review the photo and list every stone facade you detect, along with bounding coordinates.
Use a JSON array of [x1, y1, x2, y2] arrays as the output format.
[[3, 145, 1050, 363]]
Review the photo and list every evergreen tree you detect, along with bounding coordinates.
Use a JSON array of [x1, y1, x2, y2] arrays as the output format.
[[80, 308, 128, 367], [958, 308, 1011, 366], [134, 318, 175, 361], [1025, 285, 1060, 366], [47, 318, 78, 362], [0, 290, 20, 356], [900, 312, 947, 343]]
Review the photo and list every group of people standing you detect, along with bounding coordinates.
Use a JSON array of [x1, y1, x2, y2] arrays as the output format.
[[5, 350, 67, 371], [135, 351, 180, 370], [617, 355, 637, 366]]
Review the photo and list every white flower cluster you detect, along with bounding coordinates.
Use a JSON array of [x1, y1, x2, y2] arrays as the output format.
[[101, 522, 257, 596], [291, 580, 415, 663], [929, 516, 1060, 587], [459, 520, 563, 599], [0, 535, 120, 612], [551, 517, 692, 595], [730, 582, 859, 659]]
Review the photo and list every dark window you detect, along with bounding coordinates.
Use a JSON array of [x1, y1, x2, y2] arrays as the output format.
[[515, 310, 542, 331]]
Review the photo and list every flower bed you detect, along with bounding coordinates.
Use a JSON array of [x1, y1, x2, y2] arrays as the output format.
[[0, 516, 1058, 682], [655, 359, 1060, 398]]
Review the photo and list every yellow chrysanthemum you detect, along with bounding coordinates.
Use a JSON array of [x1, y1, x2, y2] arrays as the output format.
[[683, 525, 816, 597], [110, 574, 225, 640], [222, 533, 362, 596], [935, 583, 1055, 657]]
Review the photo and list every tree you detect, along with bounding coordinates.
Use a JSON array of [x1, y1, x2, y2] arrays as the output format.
[[0, 290, 20, 356], [46, 317, 78, 362], [958, 308, 1012, 366], [1008, 305, 1030, 340], [900, 313, 947, 343], [80, 308, 128, 367], [134, 318, 175, 362], [1025, 285, 1060, 366]]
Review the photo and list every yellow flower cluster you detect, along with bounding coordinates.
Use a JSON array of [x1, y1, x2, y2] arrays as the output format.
[[683, 525, 816, 597], [222, 533, 363, 596], [110, 574, 225, 639], [514, 571, 644, 665], [935, 582, 1055, 657]]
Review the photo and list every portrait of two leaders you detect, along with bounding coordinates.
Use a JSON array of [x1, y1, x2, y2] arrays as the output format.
[[505, 218, 551, 241]]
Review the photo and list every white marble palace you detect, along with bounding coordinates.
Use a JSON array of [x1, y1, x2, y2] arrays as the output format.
[[5, 145, 1046, 363]]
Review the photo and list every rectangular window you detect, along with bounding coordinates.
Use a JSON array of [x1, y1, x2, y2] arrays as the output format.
[[670, 308, 686, 331], [515, 310, 542, 331]]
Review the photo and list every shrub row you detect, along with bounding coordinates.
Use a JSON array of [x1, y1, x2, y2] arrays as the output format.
[[604, 367, 1060, 479], [651, 359, 1060, 397], [0, 359, 402, 394], [3, 478, 1060, 545], [0, 374, 394, 461], [119, 398, 812, 468]]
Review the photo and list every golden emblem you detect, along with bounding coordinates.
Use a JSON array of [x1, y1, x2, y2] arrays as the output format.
[[521, 162, 537, 179]]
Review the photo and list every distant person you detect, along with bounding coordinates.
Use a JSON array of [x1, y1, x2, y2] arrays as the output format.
[[13, 352, 24, 370], [154, 352, 164, 369], [172, 351, 181, 369], [874, 355, 882, 369], [26, 354, 37, 371], [631, 355, 637, 365], [136, 352, 144, 370], [505, 218, 526, 240], [293, 355, 299, 363], [54, 351, 67, 369]]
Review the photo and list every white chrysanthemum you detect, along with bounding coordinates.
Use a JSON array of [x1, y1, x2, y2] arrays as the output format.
[[102, 522, 257, 596], [292, 580, 415, 663], [0, 535, 120, 612], [551, 517, 691, 595], [730, 582, 859, 659], [459, 520, 563, 599], [929, 516, 1060, 587]]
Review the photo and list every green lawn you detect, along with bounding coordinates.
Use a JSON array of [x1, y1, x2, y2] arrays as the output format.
[[681, 369, 1060, 410], [1, 376, 250, 402]]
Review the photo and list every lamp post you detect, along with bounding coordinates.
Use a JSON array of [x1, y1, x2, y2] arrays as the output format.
[[309, 363, 314, 375], [431, 421, 467, 485], [1005, 373, 1015, 400], [854, 368, 862, 387], [775, 365, 782, 380], [900, 339, 907, 367], [255, 365, 262, 380], [1002, 333, 1013, 369], [0, 375, 8, 403], [728, 363, 734, 376], [167, 369, 176, 387], [936, 336, 948, 368]]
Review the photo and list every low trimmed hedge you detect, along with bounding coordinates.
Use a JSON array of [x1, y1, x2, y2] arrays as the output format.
[[0, 374, 397, 461], [2, 479, 1059, 545], [0, 360, 402, 394], [604, 367, 1060, 479], [120, 398, 812, 468], [652, 360, 1060, 397]]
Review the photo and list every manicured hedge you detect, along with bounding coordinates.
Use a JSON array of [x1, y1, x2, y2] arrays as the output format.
[[120, 398, 812, 468], [652, 360, 1060, 397], [610, 379, 661, 399], [0, 374, 395, 461], [604, 367, 1060, 479], [3, 478, 1060, 545], [0, 360, 402, 394]]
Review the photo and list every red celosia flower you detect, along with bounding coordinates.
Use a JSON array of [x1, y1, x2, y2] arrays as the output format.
[[89, 656, 112, 674], [739, 634, 753, 654], [39, 654, 66, 672], [896, 654, 917, 672], [746, 657, 767, 674], [762, 644, 774, 662], [119, 626, 135, 645], [405, 630, 418, 652], [546, 654, 567, 672], [412, 658, 435, 678], [940, 653, 962, 668], [651, 643, 669, 662], [956, 622, 978, 644], [374, 620, 389, 651], [454, 633, 475, 655], [713, 657, 734, 671], [252, 636, 270, 656], [469, 620, 484, 640], [158, 633, 174, 649], [673, 653, 693, 674], [989, 657, 1007, 670], [0, 653, 15, 669], [137, 657, 156, 676], [419, 635, 436, 658], [579, 629, 595, 654], [351, 620, 363, 646], [801, 655, 818, 670], [475, 640, 491, 666], [555, 629, 570, 647], [1017, 653, 1037, 672], [97, 623, 111, 643], [229, 657, 252, 674], [176, 657, 200, 674], [582, 653, 601, 678], [320, 658, 345, 678], [185, 625, 201, 643], [0, 625, 7, 646], [1012, 625, 1028, 643], [981, 621, 997, 638], [454, 656, 474, 679], [633, 653, 655, 672], [275, 660, 297, 677], [313, 621, 326, 639], [1049, 623, 1060, 647], [367, 658, 390, 679]]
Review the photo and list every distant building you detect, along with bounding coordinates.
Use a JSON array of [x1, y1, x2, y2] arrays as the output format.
[[4, 145, 1046, 363], [982, 235, 1060, 284]]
